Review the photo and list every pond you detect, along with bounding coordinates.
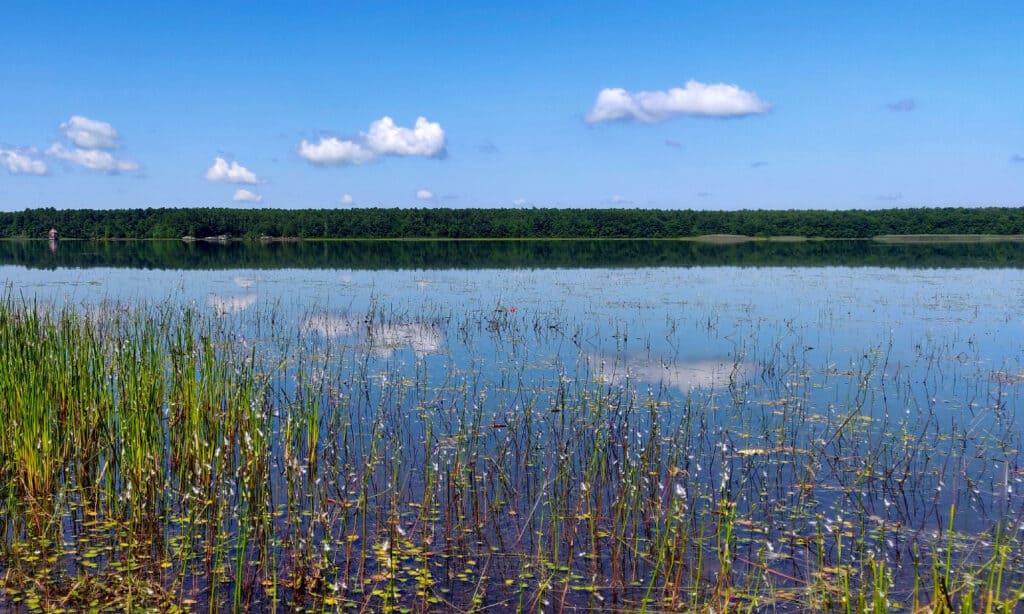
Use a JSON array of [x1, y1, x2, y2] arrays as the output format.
[[1, 239, 1023, 612]]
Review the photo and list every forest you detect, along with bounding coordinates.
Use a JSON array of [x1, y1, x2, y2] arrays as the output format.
[[2, 206, 1023, 239]]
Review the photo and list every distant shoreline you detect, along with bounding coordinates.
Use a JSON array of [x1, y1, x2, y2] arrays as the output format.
[[14, 234, 1024, 243], [873, 234, 1024, 243]]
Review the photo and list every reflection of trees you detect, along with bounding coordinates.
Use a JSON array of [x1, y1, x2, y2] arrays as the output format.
[[3, 239, 1024, 271]]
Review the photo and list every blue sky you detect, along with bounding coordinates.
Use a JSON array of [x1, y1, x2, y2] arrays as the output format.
[[0, 1, 1021, 211]]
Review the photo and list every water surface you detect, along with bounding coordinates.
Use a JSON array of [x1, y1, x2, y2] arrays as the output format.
[[2, 239, 1022, 611]]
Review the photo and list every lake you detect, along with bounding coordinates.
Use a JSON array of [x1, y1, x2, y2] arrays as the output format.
[[1, 239, 1022, 612]]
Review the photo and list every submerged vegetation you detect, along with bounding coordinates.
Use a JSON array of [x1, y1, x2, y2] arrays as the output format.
[[1, 291, 1022, 612], [3, 205, 1024, 240]]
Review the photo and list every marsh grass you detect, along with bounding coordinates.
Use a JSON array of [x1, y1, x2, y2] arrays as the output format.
[[0, 295, 1022, 612]]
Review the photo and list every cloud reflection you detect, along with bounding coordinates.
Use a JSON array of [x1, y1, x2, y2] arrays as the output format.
[[587, 354, 753, 392], [207, 294, 257, 315], [301, 314, 442, 358]]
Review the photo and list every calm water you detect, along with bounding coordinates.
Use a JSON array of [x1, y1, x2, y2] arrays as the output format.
[[6, 240, 1022, 512], [4, 240, 1022, 372], [5, 237, 1024, 270], [3, 239, 1023, 609]]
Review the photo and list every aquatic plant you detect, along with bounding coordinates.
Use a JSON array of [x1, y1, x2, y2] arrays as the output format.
[[0, 294, 1021, 612]]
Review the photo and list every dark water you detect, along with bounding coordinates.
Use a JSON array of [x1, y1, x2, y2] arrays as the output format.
[[5, 237, 1024, 270]]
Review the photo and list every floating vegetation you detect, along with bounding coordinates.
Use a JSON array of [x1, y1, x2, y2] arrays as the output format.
[[0, 290, 1022, 612]]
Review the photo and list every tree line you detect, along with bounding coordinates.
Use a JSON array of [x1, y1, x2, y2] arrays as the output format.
[[2, 206, 1023, 239]]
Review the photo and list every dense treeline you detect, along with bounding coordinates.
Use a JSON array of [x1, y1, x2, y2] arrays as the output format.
[[2, 206, 1024, 239], [5, 237, 1024, 271]]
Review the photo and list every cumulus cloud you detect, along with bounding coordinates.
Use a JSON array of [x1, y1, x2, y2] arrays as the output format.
[[416, 189, 434, 200], [585, 80, 770, 124], [0, 148, 47, 175], [340, 193, 354, 205], [366, 117, 445, 157], [298, 116, 446, 166], [206, 157, 259, 183], [512, 198, 529, 206], [298, 138, 376, 165], [45, 115, 139, 173], [46, 143, 139, 173], [608, 194, 632, 205], [233, 188, 262, 202], [887, 98, 916, 112], [60, 115, 120, 149]]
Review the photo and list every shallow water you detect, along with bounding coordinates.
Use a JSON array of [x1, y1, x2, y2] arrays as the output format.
[[2, 240, 1023, 610]]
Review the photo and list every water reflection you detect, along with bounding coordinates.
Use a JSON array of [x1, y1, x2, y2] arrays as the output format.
[[301, 314, 356, 337], [6, 238, 1024, 270], [301, 314, 443, 358], [2, 248, 1024, 610], [588, 353, 755, 391], [207, 293, 257, 315]]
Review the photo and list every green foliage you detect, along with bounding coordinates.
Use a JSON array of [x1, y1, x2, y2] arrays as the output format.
[[2, 206, 1024, 239]]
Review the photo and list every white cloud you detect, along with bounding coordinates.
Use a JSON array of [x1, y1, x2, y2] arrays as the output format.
[[233, 188, 262, 203], [585, 80, 771, 124], [340, 193, 354, 205], [206, 157, 259, 183], [416, 189, 434, 200], [365, 116, 446, 157], [0, 148, 47, 175], [512, 198, 529, 206], [298, 138, 376, 165], [608, 194, 632, 205], [45, 115, 138, 173], [298, 115, 446, 166], [60, 115, 120, 149], [46, 143, 139, 173]]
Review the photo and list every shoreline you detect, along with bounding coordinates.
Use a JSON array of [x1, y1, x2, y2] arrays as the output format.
[[8, 234, 1024, 243]]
